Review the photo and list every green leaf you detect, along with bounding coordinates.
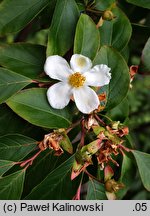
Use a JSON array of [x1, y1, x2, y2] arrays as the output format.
[[139, 37, 150, 73], [132, 150, 150, 191], [107, 98, 129, 122], [117, 153, 135, 199], [0, 0, 50, 34], [94, 46, 130, 110], [0, 160, 15, 177], [95, 0, 116, 10], [0, 68, 32, 104], [0, 104, 22, 136], [120, 154, 135, 186], [86, 178, 107, 200], [0, 43, 46, 78], [74, 14, 100, 60], [0, 170, 25, 199], [0, 134, 36, 161], [99, 7, 132, 51], [0, 104, 45, 139], [47, 0, 79, 56], [120, 46, 129, 63], [126, 0, 150, 9], [7, 88, 72, 129], [23, 150, 70, 197], [25, 155, 77, 199]]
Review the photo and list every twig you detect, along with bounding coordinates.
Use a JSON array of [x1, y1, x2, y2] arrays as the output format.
[[80, 118, 86, 148], [118, 144, 131, 152], [86, 8, 102, 14], [20, 150, 42, 168], [66, 119, 81, 134], [94, 114, 106, 126], [108, 156, 119, 167], [85, 169, 103, 183]]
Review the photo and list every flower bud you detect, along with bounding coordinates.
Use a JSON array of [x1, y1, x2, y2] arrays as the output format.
[[110, 121, 120, 130], [80, 147, 93, 163], [104, 130, 121, 145], [129, 65, 138, 87], [71, 159, 91, 180], [42, 132, 64, 156], [105, 179, 124, 193], [92, 125, 105, 136], [39, 130, 73, 156], [71, 145, 94, 180], [59, 133, 73, 154], [104, 165, 114, 182], [118, 126, 129, 137], [86, 139, 102, 155], [98, 92, 106, 101], [102, 10, 115, 21], [84, 115, 99, 130]]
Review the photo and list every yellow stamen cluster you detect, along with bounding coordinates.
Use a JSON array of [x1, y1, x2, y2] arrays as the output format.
[[69, 72, 86, 88]]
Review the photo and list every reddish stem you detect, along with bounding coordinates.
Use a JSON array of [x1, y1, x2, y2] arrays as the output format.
[[94, 114, 106, 126], [32, 80, 39, 83], [118, 144, 131, 152], [32, 80, 53, 88], [38, 82, 53, 88], [20, 150, 42, 168], [72, 183, 82, 200], [80, 118, 86, 148], [23, 163, 31, 171], [85, 169, 103, 183], [119, 148, 125, 156], [66, 119, 81, 134], [108, 156, 119, 167]]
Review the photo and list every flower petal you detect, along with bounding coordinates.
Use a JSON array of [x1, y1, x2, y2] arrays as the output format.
[[70, 54, 92, 73], [47, 82, 72, 109], [84, 64, 111, 86], [44, 55, 72, 81], [73, 86, 99, 114]]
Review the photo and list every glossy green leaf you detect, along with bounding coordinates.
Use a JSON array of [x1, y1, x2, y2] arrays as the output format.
[[0, 0, 50, 34], [120, 154, 135, 186], [94, 46, 130, 110], [47, 0, 79, 56], [139, 37, 150, 73], [126, 0, 150, 9], [74, 14, 100, 60], [132, 150, 150, 191], [37, 0, 57, 27], [95, 0, 116, 10], [0, 134, 36, 161], [131, 24, 150, 48], [117, 153, 135, 199], [120, 46, 129, 63], [0, 170, 25, 199], [7, 88, 72, 129], [23, 150, 70, 197], [0, 104, 45, 139], [0, 160, 15, 176], [25, 155, 77, 199], [99, 7, 132, 51], [0, 43, 46, 78], [86, 178, 107, 200], [107, 98, 129, 122], [0, 68, 32, 104]]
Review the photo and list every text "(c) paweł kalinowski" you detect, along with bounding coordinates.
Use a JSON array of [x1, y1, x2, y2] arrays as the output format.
[[20, 202, 104, 212]]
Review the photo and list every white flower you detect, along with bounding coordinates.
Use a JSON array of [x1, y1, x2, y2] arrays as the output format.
[[44, 54, 111, 114]]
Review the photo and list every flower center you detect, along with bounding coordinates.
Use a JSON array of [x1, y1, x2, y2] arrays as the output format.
[[68, 72, 86, 88]]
